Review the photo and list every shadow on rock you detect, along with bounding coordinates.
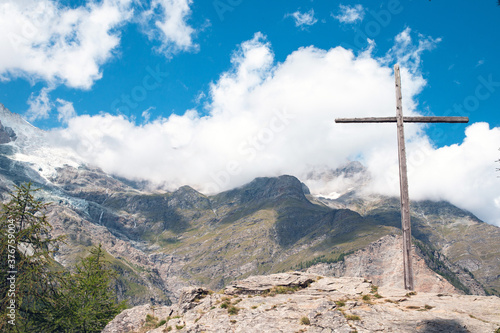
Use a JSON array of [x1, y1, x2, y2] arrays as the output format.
[[419, 319, 470, 332]]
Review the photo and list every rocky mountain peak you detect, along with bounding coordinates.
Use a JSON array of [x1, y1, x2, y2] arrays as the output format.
[[214, 175, 309, 207], [0, 103, 43, 147], [169, 185, 210, 210], [248, 175, 309, 200]]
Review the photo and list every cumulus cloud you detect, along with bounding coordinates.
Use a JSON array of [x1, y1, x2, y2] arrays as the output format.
[[333, 4, 365, 24], [0, 0, 199, 127], [286, 9, 318, 29], [51, 31, 500, 226], [0, 0, 133, 89], [0, 0, 197, 89], [140, 0, 198, 56]]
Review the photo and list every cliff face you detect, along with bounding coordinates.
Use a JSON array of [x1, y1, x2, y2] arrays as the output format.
[[313, 194, 500, 296], [306, 234, 485, 295], [103, 272, 500, 333]]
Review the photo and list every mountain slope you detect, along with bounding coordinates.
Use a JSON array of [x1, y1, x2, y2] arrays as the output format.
[[314, 192, 500, 295], [0, 105, 499, 305], [307, 234, 486, 295]]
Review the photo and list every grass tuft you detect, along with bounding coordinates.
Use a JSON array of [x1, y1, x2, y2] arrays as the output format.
[[146, 314, 158, 322], [228, 305, 240, 315], [156, 319, 167, 327], [345, 314, 361, 321]]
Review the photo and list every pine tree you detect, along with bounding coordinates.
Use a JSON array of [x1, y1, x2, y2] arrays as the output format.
[[52, 244, 127, 333], [1, 183, 126, 332], [0, 182, 64, 332]]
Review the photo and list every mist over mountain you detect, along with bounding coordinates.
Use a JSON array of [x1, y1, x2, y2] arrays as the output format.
[[1, 103, 499, 309], [1, 102, 499, 228]]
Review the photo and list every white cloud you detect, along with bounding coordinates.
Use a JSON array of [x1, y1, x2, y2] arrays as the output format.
[[0, 0, 198, 126], [51, 31, 500, 227], [142, 107, 155, 123], [56, 98, 76, 124], [141, 0, 197, 56], [0, 0, 133, 89], [26, 87, 53, 121], [0, 0, 199, 88], [333, 4, 365, 24], [384, 28, 441, 75], [26, 88, 76, 124], [287, 9, 318, 28]]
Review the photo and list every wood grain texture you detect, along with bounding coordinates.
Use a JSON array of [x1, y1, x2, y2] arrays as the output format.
[[335, 117, 469, 123]]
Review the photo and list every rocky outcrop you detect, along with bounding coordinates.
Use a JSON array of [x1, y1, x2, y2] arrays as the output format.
[[103, 272, 500, 333], [177, 287, 211, 312], [0, 120, 16, 144], [225, 271, 317, 295]]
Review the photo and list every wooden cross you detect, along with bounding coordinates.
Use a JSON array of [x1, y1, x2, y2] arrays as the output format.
[[335, 64, 469, 290]]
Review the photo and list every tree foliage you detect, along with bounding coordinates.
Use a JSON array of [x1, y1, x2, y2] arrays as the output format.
[[50, 245, 127, 333], [0, 182, 63, 332], [0, 182, 125, 332]]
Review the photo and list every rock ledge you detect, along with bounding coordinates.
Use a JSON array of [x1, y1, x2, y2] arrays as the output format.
[[103, 272, 500, 333]]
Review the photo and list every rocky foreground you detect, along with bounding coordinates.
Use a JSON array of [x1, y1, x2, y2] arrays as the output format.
[[103, 272, 500, 333]]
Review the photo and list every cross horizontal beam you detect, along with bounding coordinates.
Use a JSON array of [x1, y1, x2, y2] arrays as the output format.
[[335, 116, 469, 123]]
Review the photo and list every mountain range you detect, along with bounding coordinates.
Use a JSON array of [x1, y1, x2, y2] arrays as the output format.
[[0, 103, 499, 308]]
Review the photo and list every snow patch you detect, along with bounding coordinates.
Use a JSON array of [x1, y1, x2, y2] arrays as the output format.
[[12, 146, 82, 180]]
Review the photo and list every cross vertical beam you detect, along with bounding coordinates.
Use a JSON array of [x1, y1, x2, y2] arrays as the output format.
[[334, 64, 468, 291], [395, 64, 414, 291]]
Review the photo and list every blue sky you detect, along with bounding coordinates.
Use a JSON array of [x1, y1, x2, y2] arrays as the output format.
[[1, 0, 499, 145], [0, 0, 499, 225]]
